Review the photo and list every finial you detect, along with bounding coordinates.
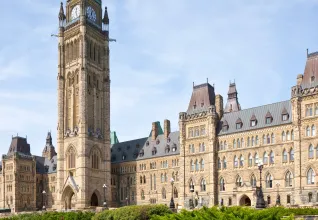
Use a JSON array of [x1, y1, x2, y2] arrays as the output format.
[[102, 6, 109, 24], [17, 133, 18, 137], [193, 82, 194, 88], [207, 78, 208, 84], [307, 48, 309, 57]]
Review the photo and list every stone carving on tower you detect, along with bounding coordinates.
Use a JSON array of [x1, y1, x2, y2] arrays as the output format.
[[54, 0, 111, 210]]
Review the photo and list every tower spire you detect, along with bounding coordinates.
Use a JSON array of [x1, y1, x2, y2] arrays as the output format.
[[224, 82, 241, 113], [102, 7, 110, 32], [58, 2, 66, 28]]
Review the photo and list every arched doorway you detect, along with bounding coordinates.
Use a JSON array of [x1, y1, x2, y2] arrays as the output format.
[[91, 193, 98, 206], [62, 186, 76, 210], [239, 195, 251, 206]]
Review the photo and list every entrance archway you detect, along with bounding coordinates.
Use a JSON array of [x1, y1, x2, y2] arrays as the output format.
[[239, 195, 251, 206], [62, 186, 76, 210], [91, 193, 99, 206]]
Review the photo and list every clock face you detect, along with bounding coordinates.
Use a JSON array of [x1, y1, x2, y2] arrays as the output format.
[[86, 6, 97, 22], [71, 5, 80, 20]]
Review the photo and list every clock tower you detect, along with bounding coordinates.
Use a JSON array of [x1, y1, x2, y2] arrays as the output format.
[[55, 0, 111, 210]]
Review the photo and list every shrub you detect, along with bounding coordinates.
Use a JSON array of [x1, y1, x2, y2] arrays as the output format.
[[93, 204, 172, 220], [150, 206, 318, 220], [1, 211, 94, 220]]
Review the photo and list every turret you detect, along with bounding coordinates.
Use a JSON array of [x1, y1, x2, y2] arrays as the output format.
[[42, 132, 57, 160], [58, 2, 66, 28], [224, 82, 241, 113]]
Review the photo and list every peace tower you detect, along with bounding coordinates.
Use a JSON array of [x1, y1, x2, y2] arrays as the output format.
[[54, 0, 111, 209]]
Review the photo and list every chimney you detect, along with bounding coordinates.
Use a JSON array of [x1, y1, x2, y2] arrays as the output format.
[[297, 74, 303, 86], [215, 94, 224, 119], [152, 122, 159, 140], [164, 119, 171, 139]]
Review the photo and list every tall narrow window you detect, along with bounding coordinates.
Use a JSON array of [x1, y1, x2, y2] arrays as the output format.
[[236, 176, 243, 187], [263, 152, 268, 164], [312, 125, 316, 136], [223, 157, 227, 169], [234, 156, 238, 168], [201, 159, 205, 170], [270, 151, 274, 164], [266, 174, 273, 188], [306, 126, 310, 137], [285, 171, 293, 187], [195, 159, 199, 171], [248, 154, 252, 167], [309, 145, 314, 159], [307, 168, 315, 185], [290, 148, 294, 161], [218, 158, 221, 170], [283, 150, 288, 162], [220, 178, 225, 191], [250, 175, 256, 187], [201, 179, 206, 192], [282, 131, 286, 141]]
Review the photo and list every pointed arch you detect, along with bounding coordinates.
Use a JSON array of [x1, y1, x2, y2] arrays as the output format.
[[312, 125, 316, 136], [219, 177, 225, 191], [250, 174, 257, 187], [269, 150, 274, 164], [289, 148, 294, 161], [223, 156, 227, 169], [235, 175, 243, 187], [66, 145, 77, 169], [200, 178, 206, 192], [161, 187, 166, 199], [285, 170, 293, 187], [307, 167, 315, 185], [265, 172, 273, 188], [309, 144, 314, 159], [283, 149, 288, 162]]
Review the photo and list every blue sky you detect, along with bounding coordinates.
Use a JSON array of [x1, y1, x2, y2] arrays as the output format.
[[0, 0, 318, 156]]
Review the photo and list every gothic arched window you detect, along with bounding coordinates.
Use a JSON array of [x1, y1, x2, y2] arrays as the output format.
[[307, 168, 315, 185], [285, 171, 293, 187], [219, 178, 225, 191], [265, 174, 273, 188], [309, 145, 314, 159], [67, 147, 76, 169], [200, 179, 206, 192]]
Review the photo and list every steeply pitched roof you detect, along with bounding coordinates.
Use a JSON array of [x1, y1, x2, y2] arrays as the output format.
[[7, 136, 31, 156], [35, 155, 57, 174], [187, 83, 215, 114], [301, 51, 318, 89], [218, 100, 292, 135], [224, 82, 241, 113], [111, 131, 180, 164]]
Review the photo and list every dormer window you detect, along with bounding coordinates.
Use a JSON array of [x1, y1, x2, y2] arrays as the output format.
[[281, 107, 289, 121], [152, 147, 157, 155], [222, 120, 229, 132], [311, 76, 315, 83], [117, 147, 121, 152], [139, 149, 144, 157], [111, 155, 116, 162], [165, 145, 170, 153], [156, 139, 160, 145], [193, 101, 197, 109], [201, 101, 204, 107], [146, 141, 149, 146], [136, 144, 140, 148], [53, 165, 57, 171], [167, 137, 171, 143], [236, 118, 242, 130], [265, 111, 273, 124], [282, 114, 288, 121], [172, 144, 177, 152], [122, 154, 127, 161], [250, 114, 257, 127], [44, 165, 49, 173], [236, 123, 242, 129], [126, 145, 130, 150]]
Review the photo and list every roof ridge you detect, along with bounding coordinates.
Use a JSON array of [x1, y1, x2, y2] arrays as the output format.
[[111, 131, 179, 145], [223, 100, 290, 115]]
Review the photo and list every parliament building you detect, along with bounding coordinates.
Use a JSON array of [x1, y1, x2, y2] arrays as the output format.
[[1, 0, 318, 212]]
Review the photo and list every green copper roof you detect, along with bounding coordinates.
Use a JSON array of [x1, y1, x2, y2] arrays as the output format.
[[148, 121, 164, 137], [111, 131, 119, 145]]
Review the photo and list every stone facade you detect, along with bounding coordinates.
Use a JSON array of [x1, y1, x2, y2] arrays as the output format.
[[1, 0, 318, 213]]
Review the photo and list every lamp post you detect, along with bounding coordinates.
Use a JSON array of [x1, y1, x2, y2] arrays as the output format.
[[169, 178, 175, 210], [256, 159, 265, 208], [103, 184, 107, 208], [42, 190, 46, 211], [276, 182, 281, 206], [189, 183, 194, 209]]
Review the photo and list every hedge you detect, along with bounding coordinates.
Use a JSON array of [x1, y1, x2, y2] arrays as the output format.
[[93, 204, 172, 220], [0, 211, 94, 220], [151, 206, 318, 220]]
